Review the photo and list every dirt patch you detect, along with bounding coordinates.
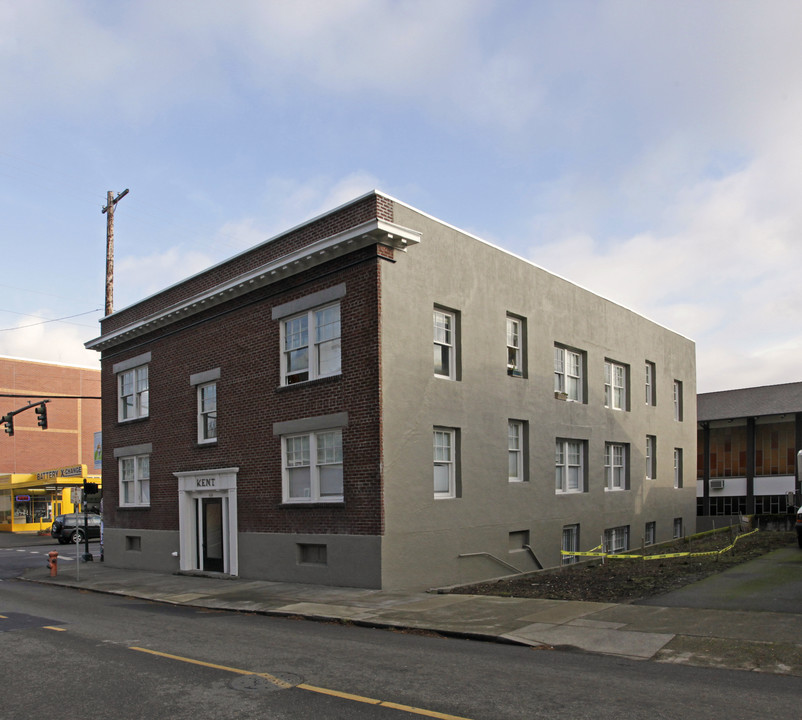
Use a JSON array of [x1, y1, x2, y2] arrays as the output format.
[[450, 530, 797, 604]]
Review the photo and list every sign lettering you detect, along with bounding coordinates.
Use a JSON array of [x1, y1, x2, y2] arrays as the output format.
[[196, 478, 215, 487]]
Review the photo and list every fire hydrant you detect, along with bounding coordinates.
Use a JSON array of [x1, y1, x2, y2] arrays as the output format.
[[47, 551, 58, 577]]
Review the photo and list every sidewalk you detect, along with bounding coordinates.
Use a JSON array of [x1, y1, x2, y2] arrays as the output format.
[[22, 555, 802, 677]]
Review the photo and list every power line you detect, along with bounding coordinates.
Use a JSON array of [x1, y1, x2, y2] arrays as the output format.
[[0, 308, 102, 332]]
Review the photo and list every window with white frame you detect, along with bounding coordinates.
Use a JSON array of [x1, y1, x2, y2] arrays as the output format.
[[673, 448, 683, 488], [562, 524, 579, 565], [282, 303, 341, 385], [434, 427, 457, 498], [119, 454, 150, 507], [645, 361, 656, 405], [604, 361, 627, 410], [554, 346, 583, 401], [673, 517, 683, 539], [645, 521, 656, 546], [118, 364, 149, 421], [434, 309, 456, 379], [604, 443, 628, 490], [197, 382, 217, 443], [646, 435, 656, 479], [673, 380, 683, 421], [604, 525, 629, 554], [282, 429, 343, 503], [506, 316, 524, 377], [555, 439, 584, 493], [508, 420, 525, 482]]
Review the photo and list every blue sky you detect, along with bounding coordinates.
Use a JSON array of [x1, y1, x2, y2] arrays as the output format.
[[2, 0, 800, 394]]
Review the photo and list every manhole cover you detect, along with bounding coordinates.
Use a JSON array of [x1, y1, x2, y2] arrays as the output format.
[[229, 672, 302, 692]]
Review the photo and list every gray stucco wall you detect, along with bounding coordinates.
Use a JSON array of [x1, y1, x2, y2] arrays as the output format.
[[103, 528, 180, 573], [379, 202, 697, 590], [237, 533, 381, 588], [104, 527, 382, 588]]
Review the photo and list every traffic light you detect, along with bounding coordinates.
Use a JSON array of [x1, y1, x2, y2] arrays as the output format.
[[3, 415, 13, 436], [85, 482, 99, 494], [35, 403, 48, 429]]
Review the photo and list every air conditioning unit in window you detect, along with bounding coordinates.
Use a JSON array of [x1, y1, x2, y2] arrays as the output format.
[[710, 479, 725, 490]]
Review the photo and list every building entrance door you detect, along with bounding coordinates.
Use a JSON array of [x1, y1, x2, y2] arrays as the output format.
[[199, 497, 224, 572], [175, 467, 239, 577]]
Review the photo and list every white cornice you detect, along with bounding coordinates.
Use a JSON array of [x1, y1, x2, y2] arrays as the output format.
[[86, 218, 420, 352]]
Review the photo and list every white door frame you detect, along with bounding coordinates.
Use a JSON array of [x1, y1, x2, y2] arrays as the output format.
[[174, 467, 239, 576]]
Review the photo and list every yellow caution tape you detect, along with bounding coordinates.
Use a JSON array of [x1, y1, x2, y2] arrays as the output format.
[[560, 528, 760, 560]]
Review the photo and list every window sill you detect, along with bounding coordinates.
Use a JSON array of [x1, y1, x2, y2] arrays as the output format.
[[277, 374, 341, 392], [117, 416, 149, 426], [195, 440, 218, 449], [604, 487, 628, 492], [117, 505, 150, 511], [556, 490, 583, 495], [279, 501, 345, 508]]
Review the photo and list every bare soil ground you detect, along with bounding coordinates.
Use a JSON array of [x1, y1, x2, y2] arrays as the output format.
[[450, 530, 797, 604]]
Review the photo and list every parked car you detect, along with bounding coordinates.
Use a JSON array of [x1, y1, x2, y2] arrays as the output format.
[[50, 513, 101, 544], [796, 507, 802, 548]]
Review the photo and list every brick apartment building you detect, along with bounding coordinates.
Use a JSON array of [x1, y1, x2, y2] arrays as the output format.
[[86, 191, 696, 590]]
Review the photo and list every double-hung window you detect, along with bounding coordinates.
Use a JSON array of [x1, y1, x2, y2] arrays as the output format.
[[554, 346, 583, 401], [645, 521, 656, 546], [508, 420, 525, 482], [198, 382, 217, 443], [283, 429, 343, 503], [604, 525, 629, 554], [605, 443, 627, 490], [191, 369, 220, 444], [118, 364, 149, 421], [646, 435, 656, 479], [555, 439, 584, 493], [434, 427, 457, 498], [645, 361, 656, 405], [506, 316, 524, 377], [283, 303, 341, 385], [120, 454, 150, 507], [562, 524, 579, 565], [604, 361, 627, 410], [673, 448, 683, 488], [673, 380, 683, 421], [434, 309, 457, 380]]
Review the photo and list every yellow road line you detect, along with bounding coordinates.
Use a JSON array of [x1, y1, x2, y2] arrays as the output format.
[[381, 700, 474, 720], [130, 646, 292, 688], [297, 684, 382, 705], [43, 626, 66, 631], [0, 614, 7, 619], [131, 647, 474, 719]]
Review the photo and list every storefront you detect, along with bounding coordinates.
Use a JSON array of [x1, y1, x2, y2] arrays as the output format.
[[0, 464, 102, 533]]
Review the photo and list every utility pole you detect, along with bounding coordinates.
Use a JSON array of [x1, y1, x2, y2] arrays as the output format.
[[102, 189, 129, 316]]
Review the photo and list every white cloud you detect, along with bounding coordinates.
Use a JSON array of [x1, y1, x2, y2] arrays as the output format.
[[0, 316, 100, 368]]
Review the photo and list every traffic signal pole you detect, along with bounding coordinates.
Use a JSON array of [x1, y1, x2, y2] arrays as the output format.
[[82, 478, 92, 562], [2, 399, 49, 436]]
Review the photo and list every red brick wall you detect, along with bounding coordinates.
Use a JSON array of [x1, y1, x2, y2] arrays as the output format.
[[101, 244, 387, 536], [0, 358, 101, 474]]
